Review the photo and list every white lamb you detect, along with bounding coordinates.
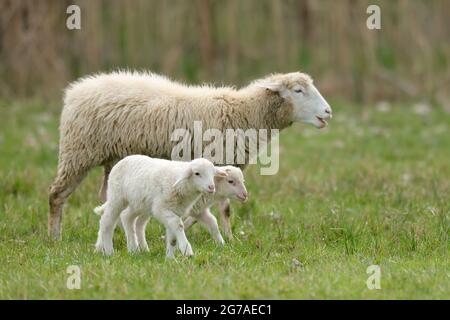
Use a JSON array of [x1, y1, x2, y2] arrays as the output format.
[[94, 155, 226, 256], [182, 166, 248, 245]]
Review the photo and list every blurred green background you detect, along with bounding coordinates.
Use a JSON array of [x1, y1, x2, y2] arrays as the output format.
[[1, 0, 449, 104], [1, 0, 450, 299]]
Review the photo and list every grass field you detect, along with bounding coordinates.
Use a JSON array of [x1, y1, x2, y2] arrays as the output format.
[[0, 100, 449, 299]]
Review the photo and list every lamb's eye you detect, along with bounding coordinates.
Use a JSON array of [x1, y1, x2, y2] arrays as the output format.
[[194, 172, 200, 176], [294, 88, 303, 93], [228, 180, 234, 184]]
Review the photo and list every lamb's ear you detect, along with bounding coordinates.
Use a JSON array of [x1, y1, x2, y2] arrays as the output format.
[[214, 168, 228, 178], [173, 167, 192, 188], [256, 80, 288, 98]]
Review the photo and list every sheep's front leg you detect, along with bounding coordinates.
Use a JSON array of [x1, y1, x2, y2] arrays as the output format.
[[183, 216, 198, 230], [121, 207, 140, 253], [153, 208, 193, 257], [135, 214, 151, 252], [219, 199, 233, 240], [165, 228, 177, 259], [197, 208, 225, 245]]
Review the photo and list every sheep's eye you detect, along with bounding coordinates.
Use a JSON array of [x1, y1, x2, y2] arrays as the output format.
[[194, 172, 200, 176], [228, 180, 234, 184], [294, 88, 303, 93]]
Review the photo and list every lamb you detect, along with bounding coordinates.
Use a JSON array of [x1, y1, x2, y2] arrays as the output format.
[[94, 155, 227, 256], [118, 165, 248, 255], [95, 164, 247, 257], [182, 166, 248, 245], [49, 70, 332, 239]]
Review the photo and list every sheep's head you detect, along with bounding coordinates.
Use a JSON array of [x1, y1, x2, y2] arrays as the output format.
[[257, 72, 332, 128], [173, 158, 227, 194], [214, 166, 248, 202]]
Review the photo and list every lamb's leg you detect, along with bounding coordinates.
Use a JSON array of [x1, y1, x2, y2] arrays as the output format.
[[197, 208, 225, 245], [165, 228, 177, 259], [153, 208, 193, 257], [95, 198, 126, 255], [183, 216, 198, 230], [48, 165, 88, 240], [219, 199, 233, 240], [135, 214, 150, 252], [120, 207, 141, 253], [98, 161, 128, 230]]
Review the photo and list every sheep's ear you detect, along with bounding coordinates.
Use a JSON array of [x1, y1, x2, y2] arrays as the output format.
[[214, 168, 228, 178], [256, 81, 288, 98], [256, 81, 283, 92], [173, 167, 192, 187]]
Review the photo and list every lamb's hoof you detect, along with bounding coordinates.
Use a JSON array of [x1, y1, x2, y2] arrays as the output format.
[[95, 244, 114, 256], [215, 236, 225, 246], [181, 245, 194, 257], [127, 246, 140, 254], [225, 234, 234, 242]]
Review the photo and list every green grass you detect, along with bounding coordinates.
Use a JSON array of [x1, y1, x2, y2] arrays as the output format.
[[0, 100, 449, 299]]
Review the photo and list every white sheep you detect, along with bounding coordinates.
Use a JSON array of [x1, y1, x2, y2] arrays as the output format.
[[94, 155, 226, 256], [182, 166, 248, 245], [49, 71, 332, 239]]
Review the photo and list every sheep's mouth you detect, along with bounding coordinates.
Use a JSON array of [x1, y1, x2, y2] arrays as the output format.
[[316, 116, 328, 127], [236, 194, 248, 202]]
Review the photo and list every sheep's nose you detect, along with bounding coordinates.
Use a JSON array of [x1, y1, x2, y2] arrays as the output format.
[[324, 108, 332, 118], [239, 191, 249, 201], [207, 185, 215, 193]]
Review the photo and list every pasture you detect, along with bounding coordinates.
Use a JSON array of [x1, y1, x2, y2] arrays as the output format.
[[0, 100, 449, 299]]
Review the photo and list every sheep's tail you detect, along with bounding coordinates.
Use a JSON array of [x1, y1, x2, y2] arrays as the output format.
[[94, 203, 107, 216]]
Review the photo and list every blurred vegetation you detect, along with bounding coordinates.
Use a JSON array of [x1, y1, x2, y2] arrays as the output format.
[[0, 0, 449, 104], [1, 100, 449, 299]]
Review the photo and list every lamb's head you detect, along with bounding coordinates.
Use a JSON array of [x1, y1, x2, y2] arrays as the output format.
[[214, 166, 248, 202], [257, 72, 332, 128], [173, 158, 227, 194]]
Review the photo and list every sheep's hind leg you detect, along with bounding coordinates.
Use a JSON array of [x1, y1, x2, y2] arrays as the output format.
[[135, 214, 151, 252], [95, 198, 126, 255], [48, 166, 88, 240], [121, 207, 141, 253], [98, 161, 116, 202], [219, 199, 233, 240], [98, 161, 127, 230]]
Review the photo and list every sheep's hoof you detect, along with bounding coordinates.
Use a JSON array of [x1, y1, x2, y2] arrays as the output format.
[[215, 237, 225, 246], [182, 246, 194, 257], [95, 244, 114, 256], [225, 234, 234, 241], [166, 252, 176, 259], [48, 233, 62, 241], [127, 246, 140, 254]]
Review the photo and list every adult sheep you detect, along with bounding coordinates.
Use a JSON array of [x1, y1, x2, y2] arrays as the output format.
[[48, 71, 332, 239]]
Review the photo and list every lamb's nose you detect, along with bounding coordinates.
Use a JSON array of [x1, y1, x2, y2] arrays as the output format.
[[324, 108, 332, 118], [208, 185, 215, 193]]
